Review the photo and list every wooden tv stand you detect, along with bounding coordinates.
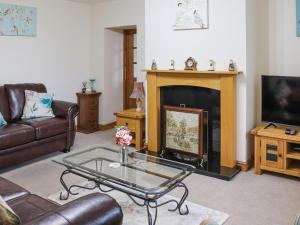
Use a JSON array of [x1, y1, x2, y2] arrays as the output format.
[[252, 124, 300, 177]]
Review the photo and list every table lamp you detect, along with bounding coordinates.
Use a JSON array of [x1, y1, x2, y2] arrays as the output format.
[[130, 82, 145, 112]]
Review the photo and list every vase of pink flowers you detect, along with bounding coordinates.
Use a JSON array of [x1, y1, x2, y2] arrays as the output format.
[[116, 126, 132, 164]]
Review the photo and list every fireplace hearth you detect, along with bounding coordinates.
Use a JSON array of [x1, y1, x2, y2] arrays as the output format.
[[140, 150, 240, 180]]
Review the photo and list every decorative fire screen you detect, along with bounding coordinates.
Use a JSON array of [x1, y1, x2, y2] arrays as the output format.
[[162, 105, 204, 158]]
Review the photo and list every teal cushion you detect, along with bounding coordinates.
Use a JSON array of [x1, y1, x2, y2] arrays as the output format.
[[200, 219, 218, 225], [0, 112, 7, 126], [295, 215, 300, 225]]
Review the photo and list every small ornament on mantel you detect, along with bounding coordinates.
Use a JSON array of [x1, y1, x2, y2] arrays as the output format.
[[208, 60, 215, 71], [151, 59, 158, 70], [184, 57, 198, 71], [169, 59, 175, 70], [228, 59, 237, 71]]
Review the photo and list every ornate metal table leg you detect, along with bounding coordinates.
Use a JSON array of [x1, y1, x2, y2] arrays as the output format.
[[154, 182, 189, 215], [146, 201, 158, 225], [97, 183, 114, 193], [59, 170, 97, 200], [168, 182, 189, 215], [127, 195, 158, 225], [59, 170, 76, 200], [128, 182, 190, 225]]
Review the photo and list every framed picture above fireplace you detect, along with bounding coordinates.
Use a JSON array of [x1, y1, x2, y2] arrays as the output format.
[[162, 105, 204, 158]]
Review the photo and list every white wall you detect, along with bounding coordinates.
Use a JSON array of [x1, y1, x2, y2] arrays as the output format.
[[0, 0, 91, 102], [103, 28, 123, 123], [145, 0, 251, 162], [255, 0, 300, 127], [91, 0, 145, 124], [269, 0, 300, 76], [145, 0, 247, 70], [245, 0, 257, 160], [245, 0, 272, 160], [247, 0, 300, 160]]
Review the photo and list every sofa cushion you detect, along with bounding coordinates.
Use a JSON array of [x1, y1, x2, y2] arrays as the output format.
[[9, 195, 58, 224], [4, 84, 47, 121], [22, 90, 55, 119], [0, 124, 35, 150], [0, 195, 21, 225], [0, 112, 7, 126], [0, 86, 11, 122], [0, 177, 29, 202], [19, 118, 68, 140], [295, 214, 300, 225], [200, 219, 218, 225]]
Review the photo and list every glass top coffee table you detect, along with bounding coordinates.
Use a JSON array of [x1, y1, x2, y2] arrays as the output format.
[[53, 146, 195, 225]]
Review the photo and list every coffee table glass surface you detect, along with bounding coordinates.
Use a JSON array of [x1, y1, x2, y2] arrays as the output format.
[[53, 146, 194, 196]]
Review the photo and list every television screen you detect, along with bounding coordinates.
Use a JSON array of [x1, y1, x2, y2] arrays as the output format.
[[262, 75, 300, 127]]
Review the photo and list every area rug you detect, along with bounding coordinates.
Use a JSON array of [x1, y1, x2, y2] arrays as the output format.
[[48, 181, 229, 225]]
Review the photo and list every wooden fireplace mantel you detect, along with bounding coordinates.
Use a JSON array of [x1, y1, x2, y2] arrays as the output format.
[[144, 69, 239, 168], [144, 69, 239, 75]]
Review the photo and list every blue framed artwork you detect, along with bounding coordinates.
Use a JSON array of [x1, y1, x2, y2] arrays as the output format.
[[297, 0, 300, 37], [0, 3, 37, 36]]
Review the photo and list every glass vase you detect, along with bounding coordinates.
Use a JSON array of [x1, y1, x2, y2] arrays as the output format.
[[120, 145, 128, 164], [89, 79, 96, 93]]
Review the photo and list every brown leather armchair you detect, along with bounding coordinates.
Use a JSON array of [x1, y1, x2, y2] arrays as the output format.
[[0, 83, 79, 170], [0, 177, 123, 225]]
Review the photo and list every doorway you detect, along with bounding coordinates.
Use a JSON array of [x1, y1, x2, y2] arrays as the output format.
[[123, 29, 137, 110]]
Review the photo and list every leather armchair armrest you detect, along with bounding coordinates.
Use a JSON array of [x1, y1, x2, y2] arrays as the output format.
[[0, 177, 30, 202], [52, 100, 79, 150], [55, 193, 123, 225], [52, 100, 79, 119], [24, 193, 123, 225]]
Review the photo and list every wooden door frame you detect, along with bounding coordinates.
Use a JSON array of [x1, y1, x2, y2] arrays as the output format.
[[123, 29, 137, 110]]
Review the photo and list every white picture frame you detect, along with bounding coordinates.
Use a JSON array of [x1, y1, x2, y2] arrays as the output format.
[[173, 0, 209, 30]]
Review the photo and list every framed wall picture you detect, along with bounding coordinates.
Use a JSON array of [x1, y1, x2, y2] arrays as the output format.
[[173, 0, 209, 30], [162, 105, 204, 157], [297, 0, 300, 37], [0, 3, 37, 36]]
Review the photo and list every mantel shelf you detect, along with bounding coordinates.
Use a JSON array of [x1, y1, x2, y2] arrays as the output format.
[[142, 69, 241, 76]]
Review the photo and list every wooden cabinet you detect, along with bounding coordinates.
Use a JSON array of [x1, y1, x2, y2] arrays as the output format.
[[260, 138, 284, 169], [114, 109, 145, 150], [252, 124, 300, 177], [77, 92, 101, 134]]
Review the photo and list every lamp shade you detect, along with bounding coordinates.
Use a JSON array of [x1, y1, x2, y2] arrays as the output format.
[[130, 82, 145, 99]]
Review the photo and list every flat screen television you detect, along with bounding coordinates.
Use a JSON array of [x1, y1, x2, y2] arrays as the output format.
[[262, 75, 300, 127]]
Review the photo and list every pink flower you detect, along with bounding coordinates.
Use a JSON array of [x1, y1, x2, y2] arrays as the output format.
[[115, 126, 132, 146]]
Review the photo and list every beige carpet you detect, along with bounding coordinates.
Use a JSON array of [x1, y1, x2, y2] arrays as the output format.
[[2, 129, 300, 225]]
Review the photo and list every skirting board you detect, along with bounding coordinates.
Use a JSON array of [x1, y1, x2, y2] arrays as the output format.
[[98, 122, 116, 131], [237, 157, 254, 172]]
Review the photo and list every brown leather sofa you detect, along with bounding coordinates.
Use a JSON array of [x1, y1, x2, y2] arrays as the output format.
[[0, 177, 123, 225], [0, 83, 79, 170]]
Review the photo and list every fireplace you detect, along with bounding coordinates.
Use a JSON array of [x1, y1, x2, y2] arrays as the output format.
[[144, 69, 240, 179]]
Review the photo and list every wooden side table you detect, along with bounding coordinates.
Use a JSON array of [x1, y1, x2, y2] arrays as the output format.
[[114, 109, 145, 150], [77, 92, 101, 134]]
